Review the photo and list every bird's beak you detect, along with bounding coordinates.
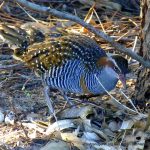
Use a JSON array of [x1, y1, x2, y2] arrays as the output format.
[[119, 74, 126, 89]]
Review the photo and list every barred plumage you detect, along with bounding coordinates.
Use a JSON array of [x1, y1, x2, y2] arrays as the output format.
[[22, 34, 118, 95]]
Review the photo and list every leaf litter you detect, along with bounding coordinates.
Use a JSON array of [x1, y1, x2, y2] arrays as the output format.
[[0, 0, 149, 150]]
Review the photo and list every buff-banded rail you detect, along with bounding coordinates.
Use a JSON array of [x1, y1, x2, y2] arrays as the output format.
[[0, 25, 128, 113]]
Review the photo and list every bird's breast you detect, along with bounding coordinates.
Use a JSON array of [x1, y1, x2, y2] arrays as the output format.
[[84, 67, 119, 94]]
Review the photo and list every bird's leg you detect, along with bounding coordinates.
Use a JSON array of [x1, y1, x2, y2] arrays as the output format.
[[43, 82, 54, 114], [60, 90, 74, 106], [41, 73, 55, 114], [42, 80, 61, 136]]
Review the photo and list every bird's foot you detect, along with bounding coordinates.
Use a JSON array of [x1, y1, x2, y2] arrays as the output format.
[[43, 84, 54, 114], [60, 91, 74, 106]]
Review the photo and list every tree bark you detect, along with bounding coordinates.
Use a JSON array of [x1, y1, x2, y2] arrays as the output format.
[[134, 0, 150, 105]]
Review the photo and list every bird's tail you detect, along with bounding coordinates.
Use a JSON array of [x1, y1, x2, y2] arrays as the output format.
[[0, 24, 45, 60], [0, 24, 45, 47], [0, 24, 30, 49]]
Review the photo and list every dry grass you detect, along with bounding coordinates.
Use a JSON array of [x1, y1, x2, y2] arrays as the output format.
[[0, 1, 149, 149]]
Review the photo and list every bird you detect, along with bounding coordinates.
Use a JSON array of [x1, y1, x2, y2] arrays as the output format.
[[0, 25, 128, 113]]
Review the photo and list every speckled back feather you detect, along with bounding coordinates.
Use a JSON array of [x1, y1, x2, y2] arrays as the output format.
[[17, 34, 107, 72]]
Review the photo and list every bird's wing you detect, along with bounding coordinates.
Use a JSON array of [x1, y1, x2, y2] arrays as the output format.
[[20, 34, 107, 72]]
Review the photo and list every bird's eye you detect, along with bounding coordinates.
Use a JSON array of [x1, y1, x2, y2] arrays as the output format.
[[114, 66, 120, 73]]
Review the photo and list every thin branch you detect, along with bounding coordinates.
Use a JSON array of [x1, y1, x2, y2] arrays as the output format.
[[0, 63, 24, 70], [94, 74, 138, 114], [13, 0, 150, 68], [0, 55, 13, 60], [17, 2, 39, 22]]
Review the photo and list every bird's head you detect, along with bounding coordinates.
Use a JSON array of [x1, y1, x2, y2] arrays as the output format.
[[97, 56, 127, 89]]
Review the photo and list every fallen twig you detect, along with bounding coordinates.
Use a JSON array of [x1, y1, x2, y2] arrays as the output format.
[[0, 63, 24, 70], [0, 55, 13, 60]]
